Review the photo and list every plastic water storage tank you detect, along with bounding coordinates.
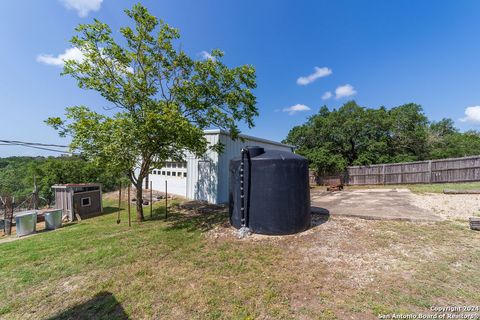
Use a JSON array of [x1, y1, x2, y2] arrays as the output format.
[[15, 210, 37, 237], [44, 209, 63, 230], [229, 146, 311, 235]]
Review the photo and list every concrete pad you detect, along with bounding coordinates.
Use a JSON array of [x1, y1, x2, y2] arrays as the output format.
[[311, 188, 442, 222]]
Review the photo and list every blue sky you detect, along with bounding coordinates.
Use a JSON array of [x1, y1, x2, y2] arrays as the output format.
[[1, 0, 480, 157]]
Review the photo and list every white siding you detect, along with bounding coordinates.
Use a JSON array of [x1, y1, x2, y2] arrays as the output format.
[[186, 133, 220, 203], [146, 130, 293, 204], [216, 133, 293, 204]]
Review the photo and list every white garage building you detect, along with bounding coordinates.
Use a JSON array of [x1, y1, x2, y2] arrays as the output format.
[[147, 129, 294, 204]]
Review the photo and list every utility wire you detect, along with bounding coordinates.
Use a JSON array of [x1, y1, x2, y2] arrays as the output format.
[[0, 140, 70, 148], [0, 139, 78, 154]]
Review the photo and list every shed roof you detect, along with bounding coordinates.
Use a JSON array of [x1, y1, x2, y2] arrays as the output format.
[[203, 129, 295, 149], [51, 183, 102, 189]]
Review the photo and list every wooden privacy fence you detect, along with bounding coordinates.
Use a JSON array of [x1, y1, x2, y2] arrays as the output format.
[[347, 155, 480, 185]]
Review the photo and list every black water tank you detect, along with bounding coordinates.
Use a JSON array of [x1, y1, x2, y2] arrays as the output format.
[[229, 147, 311, 235]]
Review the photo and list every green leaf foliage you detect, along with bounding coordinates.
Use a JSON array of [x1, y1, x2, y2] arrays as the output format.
[[0, 156, 124, 205], [284, 101, 480, 175], [46, 4, 258, 220]]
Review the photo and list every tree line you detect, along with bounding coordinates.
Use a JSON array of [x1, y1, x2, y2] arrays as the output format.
[[283, 101, 480, 176], [0, 156, 124, 205]]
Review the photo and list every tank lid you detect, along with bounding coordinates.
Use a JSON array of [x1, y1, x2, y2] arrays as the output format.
[[246, 146, 265, 158], [43, 209, 62, 213], [15, 210, 38, 217]]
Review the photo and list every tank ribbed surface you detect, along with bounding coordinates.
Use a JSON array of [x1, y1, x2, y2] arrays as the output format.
[[229, 147, 311, 235]]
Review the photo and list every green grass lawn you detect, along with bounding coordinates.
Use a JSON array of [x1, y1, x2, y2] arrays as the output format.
[[1, 198, 479, 319], [345, 181, 480, 193]]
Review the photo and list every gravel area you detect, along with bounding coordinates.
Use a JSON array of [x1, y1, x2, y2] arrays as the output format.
[[410, 192, 480, 220]]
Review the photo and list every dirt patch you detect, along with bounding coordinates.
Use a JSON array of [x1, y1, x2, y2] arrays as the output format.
[[312, 187, 480, 222], [202, 207, 475, 318], [202, 207, 479, 318], [410, 193, 480, 220], [207, 214, 424, 286], [311, 188, 442, 221], [60, 275, 87, 293]]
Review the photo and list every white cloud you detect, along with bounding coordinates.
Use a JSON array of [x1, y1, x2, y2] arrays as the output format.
[[297, 66, 332, 85], [322, 91, 332, 100], [335, 84, 357, 99], [282, 104, 311, 115], [37, 47, 84, 67], [199, 51, 216, 61], [460, 106, 480, 124], [61, 0, 103, 17]]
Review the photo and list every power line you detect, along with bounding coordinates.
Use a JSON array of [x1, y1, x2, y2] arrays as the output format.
[[0, 140, 70, 148], [1, 144, 75, 154], [0, 139, 78, 154]]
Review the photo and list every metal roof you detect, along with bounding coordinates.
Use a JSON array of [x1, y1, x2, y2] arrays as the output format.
[[51, 183, 102, 189], [203, 129, 295, 149]]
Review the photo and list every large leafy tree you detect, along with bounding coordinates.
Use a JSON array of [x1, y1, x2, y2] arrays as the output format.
[[284, 101, 391, 175], [387, 103, 429, 162], [427, 119, 480, 159], [47, 4, 257, 221], [284, 101, 431, 175], [285, 101, 480, 176]]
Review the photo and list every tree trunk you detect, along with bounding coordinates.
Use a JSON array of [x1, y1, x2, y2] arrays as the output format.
[[135, 182, 144, 222]]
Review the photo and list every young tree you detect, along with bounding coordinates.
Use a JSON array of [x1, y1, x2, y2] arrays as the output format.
[[47, 4, 257, 221]]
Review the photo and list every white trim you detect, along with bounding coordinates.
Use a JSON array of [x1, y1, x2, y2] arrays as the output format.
[[202, 129, 295, 149], [51, 183, 102, 189], [81, 197, 91, 207]]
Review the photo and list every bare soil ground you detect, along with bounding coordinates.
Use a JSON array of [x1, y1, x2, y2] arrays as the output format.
[[311, 188, 441, 221], [410, 193, 480, 220], [311, 187, 480, 221]]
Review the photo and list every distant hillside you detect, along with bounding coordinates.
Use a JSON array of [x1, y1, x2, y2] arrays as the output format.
[[0, 156, 123, 204]]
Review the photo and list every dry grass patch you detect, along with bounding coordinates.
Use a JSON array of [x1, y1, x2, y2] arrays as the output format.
[[1, 199, 479, 319]]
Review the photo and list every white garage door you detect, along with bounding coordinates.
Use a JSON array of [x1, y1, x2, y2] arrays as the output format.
[[149, 163, 187, 197]]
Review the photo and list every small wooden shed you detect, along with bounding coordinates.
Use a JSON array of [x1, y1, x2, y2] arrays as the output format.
[[52, 183, 103, 221]]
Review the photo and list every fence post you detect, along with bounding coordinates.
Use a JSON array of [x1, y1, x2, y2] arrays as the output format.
[[428, 160, 432, 183], [400, 165, 403, 184], [382, 164, 386, 185]]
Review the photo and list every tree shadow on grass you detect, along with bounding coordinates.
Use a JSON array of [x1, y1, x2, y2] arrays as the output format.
[[102, 206, 120, 215], [147, 203, 331, 234], [47, 291, 128, 320], [151, 201, 230, 233]]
